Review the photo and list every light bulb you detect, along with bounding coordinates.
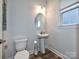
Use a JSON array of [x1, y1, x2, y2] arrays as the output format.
[[34, 40, 37, 44]]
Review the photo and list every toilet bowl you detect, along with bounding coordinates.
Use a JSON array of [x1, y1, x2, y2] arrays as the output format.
[[15, 50, 29, 59], [14, 39, 29, 59]]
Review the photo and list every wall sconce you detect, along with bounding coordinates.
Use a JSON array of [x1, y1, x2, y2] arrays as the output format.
[[35, 5, 46, 15], [35, 0, 47, 16]]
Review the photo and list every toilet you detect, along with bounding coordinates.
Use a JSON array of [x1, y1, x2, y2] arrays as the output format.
[[14, 39, 29, 59]]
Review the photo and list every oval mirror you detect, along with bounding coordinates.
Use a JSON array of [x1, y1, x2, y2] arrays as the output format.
[[35, 13, 45, 33]]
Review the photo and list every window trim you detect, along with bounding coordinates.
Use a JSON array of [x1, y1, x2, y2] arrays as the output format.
[[59, 2, 79, 26]]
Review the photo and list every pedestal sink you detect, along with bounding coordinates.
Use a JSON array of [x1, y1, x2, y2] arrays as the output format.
[[37, 33, 48, 38], [37, 33, 48, 54]]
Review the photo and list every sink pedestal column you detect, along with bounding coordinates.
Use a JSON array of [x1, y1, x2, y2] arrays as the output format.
[[37, 33, 48, 54], [40, 38, 45, 54]]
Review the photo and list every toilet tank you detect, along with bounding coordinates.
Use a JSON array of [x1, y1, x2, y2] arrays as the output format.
[[15, 39, 28, 52]]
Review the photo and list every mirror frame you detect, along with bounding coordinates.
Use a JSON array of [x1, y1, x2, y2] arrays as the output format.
[[34, 13, 45, 33]]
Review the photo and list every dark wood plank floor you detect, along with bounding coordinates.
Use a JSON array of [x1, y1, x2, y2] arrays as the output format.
[[29, 49, 62, 59]]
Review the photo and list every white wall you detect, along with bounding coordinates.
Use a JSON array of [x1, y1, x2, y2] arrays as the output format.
[[5, 0, 45, 59], [47, 0, 77, 59]]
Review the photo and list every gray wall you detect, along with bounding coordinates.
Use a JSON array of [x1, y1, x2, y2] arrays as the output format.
[[5, 0, 44, 59], [77, 28, 79, 59], [0, 0, 2, 39], [47, 26, 77, 59], [47, 0, 78, 59]]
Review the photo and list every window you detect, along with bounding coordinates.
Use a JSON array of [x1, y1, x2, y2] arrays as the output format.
[[60, 2, 79, 25]]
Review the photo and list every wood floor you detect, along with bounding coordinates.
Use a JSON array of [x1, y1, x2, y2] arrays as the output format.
[[29, 49, 62, 59]]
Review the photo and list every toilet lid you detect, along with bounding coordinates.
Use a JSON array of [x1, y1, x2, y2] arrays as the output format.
[[15, 50, 29, 59]]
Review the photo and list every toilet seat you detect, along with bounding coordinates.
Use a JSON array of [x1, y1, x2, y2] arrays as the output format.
[[14, 50, 29, 59]]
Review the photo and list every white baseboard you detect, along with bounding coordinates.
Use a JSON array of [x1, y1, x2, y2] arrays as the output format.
[[47, 48, 70, 59]]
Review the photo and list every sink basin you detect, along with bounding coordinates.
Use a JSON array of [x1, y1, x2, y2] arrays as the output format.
[[37, 33, 48, 38]]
